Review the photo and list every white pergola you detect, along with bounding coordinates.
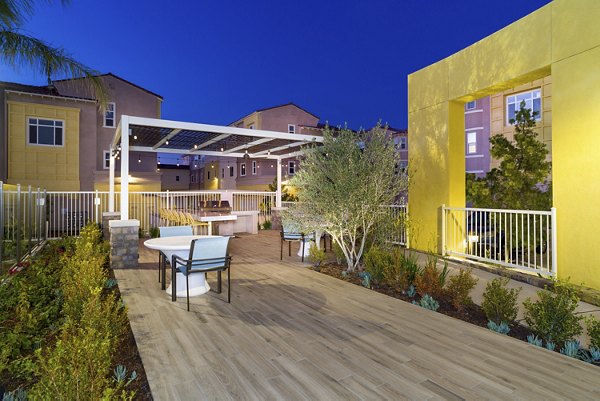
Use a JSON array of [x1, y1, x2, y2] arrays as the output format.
[[109, 115, 323, 219]]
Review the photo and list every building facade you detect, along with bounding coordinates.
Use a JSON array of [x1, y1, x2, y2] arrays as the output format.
[[0, 73, 163, 191]]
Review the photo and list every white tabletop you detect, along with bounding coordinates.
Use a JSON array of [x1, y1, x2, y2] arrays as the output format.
[[196, 214, 238, 222], [144, 235, 221, 251]]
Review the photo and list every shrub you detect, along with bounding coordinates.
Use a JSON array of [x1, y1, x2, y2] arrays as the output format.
[[149, 226, 160, 238], [446, 268, 478, 311], [414, 257, 447, 299], [523, 280, 583, 344], [308, 245, 326, 268], [481, 277, 521, 326], [399, 252, 421, 288], [262, 220, 272, 230], [364, 245, 392, 284], [586, 315, 600, 349]]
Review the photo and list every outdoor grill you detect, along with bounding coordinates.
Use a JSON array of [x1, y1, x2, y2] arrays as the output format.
[[199, 200, 232, 214]]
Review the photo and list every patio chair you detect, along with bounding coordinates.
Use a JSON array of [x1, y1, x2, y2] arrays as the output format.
[[280, 224, 314, 262], [171, 236, 232, 311], [185, 212, 208, 234], [158, 225, 193, 287]]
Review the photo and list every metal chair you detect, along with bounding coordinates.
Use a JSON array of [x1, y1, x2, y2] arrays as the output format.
[[280, 223, 314, 262], [185, 212, 209, 234], [171, 236, 232, 311], [158, 225, 193, 288]]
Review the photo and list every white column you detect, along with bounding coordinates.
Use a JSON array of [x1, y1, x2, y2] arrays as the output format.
[[109, 146, 115, 212], [276, 158, 282, 208], [120, 116, 130, 220]]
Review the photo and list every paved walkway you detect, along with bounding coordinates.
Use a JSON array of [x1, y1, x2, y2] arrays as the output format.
[[115, 231, 600, 400]]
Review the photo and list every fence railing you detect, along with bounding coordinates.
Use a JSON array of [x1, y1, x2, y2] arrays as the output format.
[[442, 205, 556, 276], [232, 191, 275, 223], [1, 184, 47, 268], [383, 204, 409, 247]]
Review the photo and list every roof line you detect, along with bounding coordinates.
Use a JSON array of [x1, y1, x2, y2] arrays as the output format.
[[5, 90, 97, 103], [230, 102, 320, 125], [52, 72, 163, 99]]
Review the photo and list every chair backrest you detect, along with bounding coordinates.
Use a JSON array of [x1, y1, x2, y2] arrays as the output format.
[[189, 236, 231, 269], [159, 225, 193, 237]]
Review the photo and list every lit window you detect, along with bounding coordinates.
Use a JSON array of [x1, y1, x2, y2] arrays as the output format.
[[288, 124, 295, 134], [466, 101, 476, 110], [506, 89, 541, 125], [288, 161, 296, 175], [467, 132, 477, 154], [252, 161, 257, 175], [103, 150, 110, 169], [104, 102, 116, 127], [229, 166, 234, 177], [240, 163, 246, 176], [28, 118, 63, 146]]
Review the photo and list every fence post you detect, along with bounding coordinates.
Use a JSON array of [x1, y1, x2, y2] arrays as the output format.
[[95, 189, 100, 224], [551, 207, 557, 276], [27, 185, 33, 255], [441, 204, 446, 255], [42, 188, 47, 241], [405, 203, 410, 249], [16, 184, 21, 263]]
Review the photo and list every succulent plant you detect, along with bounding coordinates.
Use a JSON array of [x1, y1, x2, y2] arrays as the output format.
[[2, 389, 27, 401], [527, 334, 543, 347], [419, 294, 439, 312], [560, 340, 581, 358], [545, 341, 556, 351], [487, 320, 510, 335], [406, 285, 416, 298], [104, 278, 118, 289]]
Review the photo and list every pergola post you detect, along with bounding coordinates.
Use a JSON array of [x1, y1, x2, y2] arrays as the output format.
[[120, 115, 130, 219], [276, 158, 282, 207], [109, 145, 115, 212]]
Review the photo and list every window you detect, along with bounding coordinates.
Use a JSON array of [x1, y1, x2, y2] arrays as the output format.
[[103, 150, 110, 169], [467, 132, 477, 154], [506, 89, 541, 125], [466, 101, 476, 110], [252, 161, 257, 175], [399, 137, 407, 150], [176, 175, 180, 182], [191, 174, 196, 183], [248, 124, 255, 130], [207, 171, 211, 179], [288, 161, 296, 175], [240, 163, 246, 176], [104, 102, 116, 127], [28, 118, 64, 146], [288, 124, 295, 134], [221, 168, 224, 178], [229, 166, 234, 177]]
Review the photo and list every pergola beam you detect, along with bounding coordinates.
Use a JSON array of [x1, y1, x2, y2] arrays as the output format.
[[223, 137, 274, 154], [190, 133, 231, 152], [152, 129, 181, 150], [253, 141, 307, 156]]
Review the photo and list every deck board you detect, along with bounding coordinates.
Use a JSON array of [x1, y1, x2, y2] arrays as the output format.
[[114, 231, 600, 400]]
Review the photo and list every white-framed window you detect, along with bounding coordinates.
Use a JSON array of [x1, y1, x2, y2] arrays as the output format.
[[104, 102, 116, 127], [467, 132, 477, 154], [466, 101, 476, 110], [28, 117, 64, 146], [229, 166, 234, 177], [103, 150, 110, 169], [252, 161, 257, 175], [506, 89, 541, 125], [288, 124, 295, 134], [399, 137, 407, 150], [240, 163, 246, 176], [288, 161, 296, 175]]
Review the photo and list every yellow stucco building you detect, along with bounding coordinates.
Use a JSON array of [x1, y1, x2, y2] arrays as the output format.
[[408, 0, 600, 289]]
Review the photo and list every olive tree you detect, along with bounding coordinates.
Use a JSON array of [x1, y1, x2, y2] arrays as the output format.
[[288, 124, 407, 272]]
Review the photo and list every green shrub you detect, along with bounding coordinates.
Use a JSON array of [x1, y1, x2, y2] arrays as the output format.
[[149, 226, 160, 238], [308, 245, 326, 268], [262, 220, 272, 230], [446, 268, 478, 311], [586, 316, 600, 349], [482, 277, 521, 325], [523, 280, 583, 344], [399, 252, 421, 287], [332, 241, 345, 265], [414, 257, 447, 299], [364, 245, 393, 284]]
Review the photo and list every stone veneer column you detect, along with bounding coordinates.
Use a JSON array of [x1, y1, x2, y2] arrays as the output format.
[[109, 219, 140, 269], [102, 212, 122, 240]]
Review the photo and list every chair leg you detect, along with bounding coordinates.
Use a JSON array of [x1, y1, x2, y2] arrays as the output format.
[[162, 255, 167, 290], [301, 240, 305, 263], [171, 257, 177, 302], [186, 274, 190, 312], [158, 255, 161, 282], [280, 239, 283, 260], [217, 271, 222, 294], [227, 267, 231, 303], [289, 241, 291, 257]]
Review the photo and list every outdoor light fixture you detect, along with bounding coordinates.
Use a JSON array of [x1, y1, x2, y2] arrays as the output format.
[[177, 158, 180, 167], [138, 155, 141, 163], [133, 135, 137, 140], [158, 157, 161, 165], [267, 150, 271, 156], [270, 164, 274, 168], [211, 164, 214, 169], [221, 146, 224, 152], [194, 144, 198, 149], [166, 140, 169, 145]]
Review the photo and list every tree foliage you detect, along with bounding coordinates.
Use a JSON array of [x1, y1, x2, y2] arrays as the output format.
[[268, 177, 298, 202], [287, 124, 407, 271], [467, 102, 552, 210], [0, 0, 108, 106]]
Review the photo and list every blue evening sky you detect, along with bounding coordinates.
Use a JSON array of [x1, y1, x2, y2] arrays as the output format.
[[1, 0, 551, 129]]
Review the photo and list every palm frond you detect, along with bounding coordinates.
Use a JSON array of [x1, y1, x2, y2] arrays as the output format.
[[0, 29, 107, 107], [0, 1, 70, 28]]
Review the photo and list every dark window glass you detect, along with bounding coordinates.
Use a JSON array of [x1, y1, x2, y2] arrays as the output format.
[[55, 128, 63, 145], [38, 119, 54, 126], [29, 125, 37, 144], [176, 176, 180, 182], [229, 166, 234, 177], [55, 121, 63, 127], [38, 126, 54, 145]]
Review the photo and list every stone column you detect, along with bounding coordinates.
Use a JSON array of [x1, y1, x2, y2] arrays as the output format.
[[109, 219, 140, 269], [102, 212, 121, 240]]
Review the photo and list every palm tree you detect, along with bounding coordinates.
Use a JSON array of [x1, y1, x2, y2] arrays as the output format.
[[0, 0, 107, 105]]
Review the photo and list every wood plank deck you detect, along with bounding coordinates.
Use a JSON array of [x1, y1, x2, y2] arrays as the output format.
[[114, 231, 600, 400]]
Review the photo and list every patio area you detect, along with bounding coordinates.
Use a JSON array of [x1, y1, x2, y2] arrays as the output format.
[[116, 230, 600, 400]]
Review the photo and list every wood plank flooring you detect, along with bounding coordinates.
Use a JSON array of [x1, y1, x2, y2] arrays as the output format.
[[114, 231, 600, 400]]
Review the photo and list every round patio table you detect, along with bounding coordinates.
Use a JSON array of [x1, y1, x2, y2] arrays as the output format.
[[144, 235, 221, 297]]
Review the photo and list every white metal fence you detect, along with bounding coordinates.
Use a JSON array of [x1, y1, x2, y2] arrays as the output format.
[[384, 204, 409, 247], [442, 205, 556, 276], [232, 191, 275, 223]]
